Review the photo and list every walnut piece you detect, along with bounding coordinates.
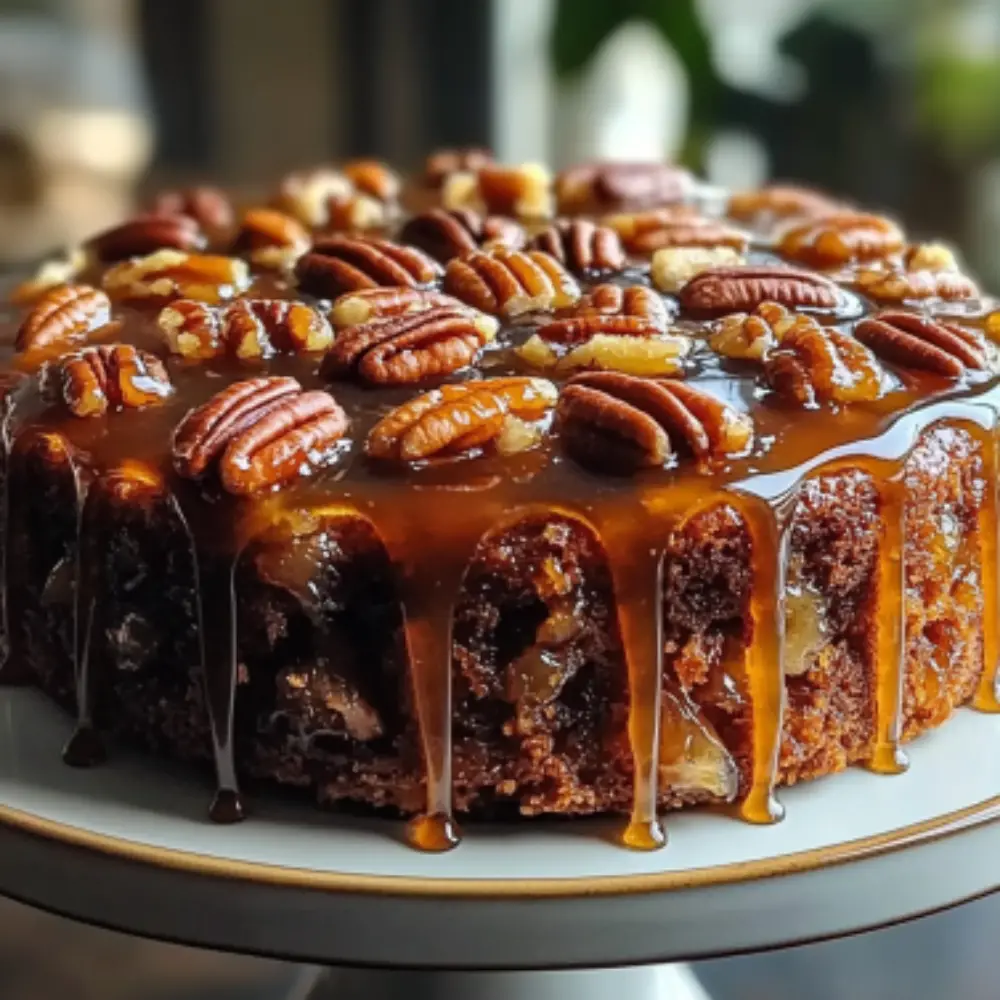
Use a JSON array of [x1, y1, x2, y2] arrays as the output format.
[[651, 246, 746, 294], [442, 162, 553, 219], [102, 249, 251, 304]]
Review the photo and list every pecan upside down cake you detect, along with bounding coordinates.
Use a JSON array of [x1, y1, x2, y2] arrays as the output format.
[[2, 153, 999, 852]]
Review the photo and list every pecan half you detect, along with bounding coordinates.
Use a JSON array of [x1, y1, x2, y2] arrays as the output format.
[[102, 249, 251, 304], [329, 287, 464, 327], [573, 284, 671, 328], [444, 248, 580, 316], [342, 159, 401, 203], [708, 302, 794, 361], [778, 212, 904, 267], [678, 266, 841, 317], [16, 283, 112, 352], [88, 214, 207, 262], [148, 186, 234, 236], [764, 316, 883, 405], [605, 209, 747, 255], [854, 311, 987, 377], [172, 377, 348, 493], [49, 344, 173, 417], [443, 163, 553, 219], [367, 377, 557, 462], [527, 220, 626, 274], [556, 372, 753, 473], [295, 236, 442, 299], [400, 208, 524, 262], [556, 161, 691, 212], [854, 266, 977, 304], [231, 208, 310, 270], [423, 147, 494, 188], [274, 166, 353, 227], [651, 246, 746, 294], [159, 298, 333, 360], [320, 306, 497, 386], [727, 184, 841, 221]]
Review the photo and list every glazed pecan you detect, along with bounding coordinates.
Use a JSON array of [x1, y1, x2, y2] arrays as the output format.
[[423, 147, 494, 188], [854, 266, 977, 304], [708, 302, 794, 361], [443, 248, 580, 317], [651, 246, 745, 294], [727, 184, 841, 221], [902, 243, 960, 273], [366, 377, 557, 462], [443, 162, 553, 219], [778, 212, 904, 267], [149, 186, 234, 236], [88, 214, 207, 262], [159, 298, 333, 360], [16, 283, 112, 352], [320, 306, 497, 386], [605, 209, 747, 255], [678, 266, 841, 317], [172, 377, 348, 494], [295, 236, 442, 299], [102, 250, 251, 304], [527, 220, 626, 274], [541, 283, 670, 337], [274, 166, 353, 227], [231, 208, 310, 270], [400, 208, 525, 262], [854, 311, 987, 377], [556, 161, 691, 212], [49, 344, 173, 417], [764, 316, 883, 405], [330, 287, 464, 327], [342, 159, 401, 203], [556, 372, 753, 473], [326, 192, 393, 231], [8, 248, 87, 306]]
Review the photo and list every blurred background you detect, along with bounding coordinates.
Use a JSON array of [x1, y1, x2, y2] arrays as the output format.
[[1, 0, 999, 996]]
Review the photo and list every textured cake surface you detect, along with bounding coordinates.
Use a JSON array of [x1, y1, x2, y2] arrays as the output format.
[[1, 154, 998, 849]]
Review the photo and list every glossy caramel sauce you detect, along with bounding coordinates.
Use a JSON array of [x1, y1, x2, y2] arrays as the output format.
[[2, 174, 999, 853]]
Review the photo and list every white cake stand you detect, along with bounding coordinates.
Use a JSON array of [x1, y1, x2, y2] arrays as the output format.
[[0, 688, 996, 1000]]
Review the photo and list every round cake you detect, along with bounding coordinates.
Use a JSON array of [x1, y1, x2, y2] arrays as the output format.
[[2, 154, 998, 851]]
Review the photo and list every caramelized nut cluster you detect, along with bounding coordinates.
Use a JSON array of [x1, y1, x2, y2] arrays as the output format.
[[708, 302, 795, 361], [102, 250, 251, 304]]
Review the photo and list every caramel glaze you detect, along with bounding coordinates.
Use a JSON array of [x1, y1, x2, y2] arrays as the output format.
[[2, 223, 1000, 852]]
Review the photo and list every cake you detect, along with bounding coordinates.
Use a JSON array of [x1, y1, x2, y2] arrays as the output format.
[[1, 154, 998, 852]]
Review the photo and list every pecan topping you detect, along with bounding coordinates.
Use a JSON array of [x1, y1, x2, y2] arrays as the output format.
[[159, 299, 333, 360], [400, 208, 524, 262], [727, 184, 841, 221], [556, 372, 753, 473], [330, 287, 464, 327], [854, 266, 977, 304], [651, 246, 746, 294], [8, 248, 87, 306], [443, 248, 580, 317], [540, 283, 670, 338], [708, 302, 794, 361], [16, 283, 112, 352], [149, 186, 234, 236], [778, 212, 904, 267], [102, 250, 251, 304], [172, 377, 348, 494], [88, 214, 207, 262], [605, 209, 747, 255], [556, 162, 691, 212], [231, 208, 310, 270], [274, 167, 353, 227], [48, 344, 173, 418], [854, 311, 987, 377], [764, 316, 883, 406], [527, 220, 626, 274], [295, 236, 442, 299], [423, 147, 494, 188], [342, 159, 401, 203], [678, 266, 841, 317], [443, 163, 553, 219], [320, 306, 497, 386], [367, 377, 557, 462]]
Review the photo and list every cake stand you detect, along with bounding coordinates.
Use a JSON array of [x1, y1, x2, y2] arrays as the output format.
[[0, 688, 996, 1000]]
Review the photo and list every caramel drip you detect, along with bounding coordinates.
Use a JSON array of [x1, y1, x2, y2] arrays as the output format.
[[868, 472, 909, 774], [596, 504, 665, 851], [733, 495, 786, 824], [973, 416, 1000, 712]]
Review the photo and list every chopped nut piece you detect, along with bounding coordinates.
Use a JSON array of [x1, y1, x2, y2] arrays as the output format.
[[47, 344, 173, 417], [329, 287, 464, 327], [903, 242, 960, 273], [231, 208, 310, 270], [274, 166, 353, 227], [854, 265, 977, 303], [518, 331, 689, 376], [764, 316, 883, 406], [366, 377, 556, 462], [443, 163, 553, 219], [444, 248, 580, 316], [102, 249, 251, 304], [342, 159, 401, 203], [651, 246, 745, 293], [708, 302, 794, 361], [423, 147, 494, 188]]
